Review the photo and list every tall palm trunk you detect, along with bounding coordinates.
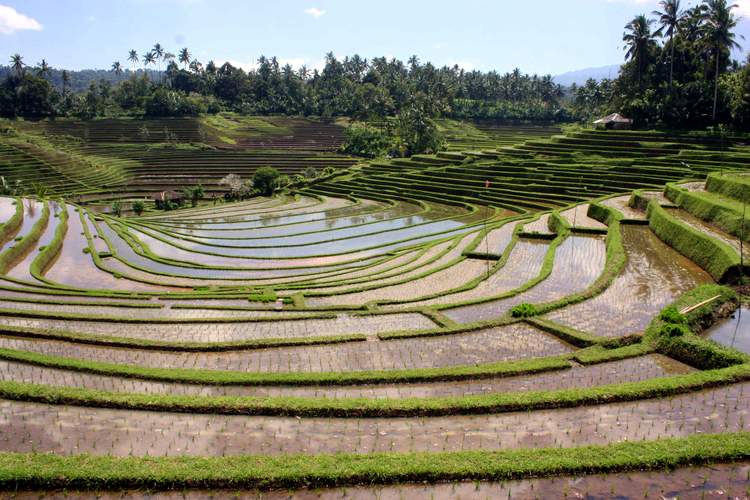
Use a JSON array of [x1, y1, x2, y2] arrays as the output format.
[[712, 44, 720, 122], [669, 34, 674, 88]]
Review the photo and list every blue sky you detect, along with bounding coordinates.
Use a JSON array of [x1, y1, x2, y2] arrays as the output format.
[[1, 0, 748, 75]]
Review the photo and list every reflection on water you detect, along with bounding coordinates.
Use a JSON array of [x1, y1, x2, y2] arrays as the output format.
[[0, 197, 16, 222], [0, 200, 44, 255], [705, 306, 750, 354], [45, 207, 166, 292]]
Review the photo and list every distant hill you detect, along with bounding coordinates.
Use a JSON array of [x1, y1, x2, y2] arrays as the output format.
[[553, 64, 620, 87]]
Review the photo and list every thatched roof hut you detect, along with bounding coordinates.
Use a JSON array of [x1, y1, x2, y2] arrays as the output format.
[[593, 113, 633, 130]]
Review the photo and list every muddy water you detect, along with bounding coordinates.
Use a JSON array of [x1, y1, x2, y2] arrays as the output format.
[[545, 225, 712, 338], [0, 354, 692, 399], [601, 194, 646, 220], [705, 306, 750, 355], [472, 221, 516, 256], [560, 204, 607, 229], [522, 213, 553, 234], [24, 463, 748, 499], [445, 235, 607, 323], [0, 312, 436, 343], [0, 323, 572, 372], [0, 382, 746, 456], [399, 236, 550, 309]]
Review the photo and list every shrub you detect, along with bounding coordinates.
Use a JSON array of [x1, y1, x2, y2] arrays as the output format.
[[182, 185, 204, 208], [659, 306, 687, 325], [510, 303, 538, 318], [252, 167, 281, 197], [144, 88, 206, 117], [661, 323, 689, 338], [248, 288, 277, 302], [110, 201, 122, 217], [132, 200, 145, 216], [341, 124, 392, 158]]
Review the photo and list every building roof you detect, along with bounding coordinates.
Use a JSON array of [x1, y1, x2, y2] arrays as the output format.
[[593, 113, 633, 124], [152, 190, 183, 202]]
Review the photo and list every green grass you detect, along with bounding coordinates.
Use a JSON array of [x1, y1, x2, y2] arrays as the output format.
[[646, 199, 741, 282], [1, 432, 749, 490]]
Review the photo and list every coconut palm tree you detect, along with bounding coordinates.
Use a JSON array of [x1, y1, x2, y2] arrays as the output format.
[[9, 54, 24, 77], [128, 49, 139, 72], [35, 59, 51, 79], [623, 15, 657, 86], [152, 43, 164, 79], [143, 51, 156, 74], [111, 61, 123, 76], [653, 0, 684, 87], [61, 70, 70, 94], [178, 47, 190, 69], [702, 0, 743, 121]]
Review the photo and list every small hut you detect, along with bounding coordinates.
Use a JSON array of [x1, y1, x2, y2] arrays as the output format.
[[593, 113, 633, 130], [152, 190, 184, 209]]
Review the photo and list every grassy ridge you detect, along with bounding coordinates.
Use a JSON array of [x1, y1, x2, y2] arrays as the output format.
[[646, 200, 741, 282], [0, 362, 747, 417], [0, 201, 49, 275], [1, 432, 749, 490], [0, 198, 22, 244]]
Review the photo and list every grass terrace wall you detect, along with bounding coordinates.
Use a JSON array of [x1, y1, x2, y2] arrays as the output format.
[[646, 200, 744, 283]]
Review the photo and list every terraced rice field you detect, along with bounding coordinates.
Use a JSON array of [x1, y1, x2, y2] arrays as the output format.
[[1, 123, 750, 495]]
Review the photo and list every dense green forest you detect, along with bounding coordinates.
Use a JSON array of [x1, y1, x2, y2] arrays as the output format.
[[0, 52, 567, 122], [1, 0, 748, 130], [572, 0, 749, 129]]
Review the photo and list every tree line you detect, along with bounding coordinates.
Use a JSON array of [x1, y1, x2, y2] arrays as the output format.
[[1, 48, 566, 122], [2, 1, 748, 131]]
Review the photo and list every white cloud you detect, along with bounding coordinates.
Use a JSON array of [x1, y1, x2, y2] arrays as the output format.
[[304, 7, 326, 18], [0, 5, 42, 35]]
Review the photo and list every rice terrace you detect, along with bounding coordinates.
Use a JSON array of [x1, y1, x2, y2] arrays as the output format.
[[1, 0, 750, 497]]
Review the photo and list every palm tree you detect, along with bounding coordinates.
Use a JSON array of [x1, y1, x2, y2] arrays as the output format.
[[143, 51, 156, 74], [128, 49, 139, 72], [61, 69, 70, 94], [111, 61, 123, 76], [178, 47, 190, 69], [702, 0, 743, 121], [653, 0, 683, 87], [152, 43, 164, 79], [35, 59, 51, 79], [623, 15, 657, 87], [9, 54, 24, 77]]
